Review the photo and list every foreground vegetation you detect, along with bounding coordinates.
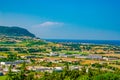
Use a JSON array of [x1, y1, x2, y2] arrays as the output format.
[[5, 63, 120, 80]]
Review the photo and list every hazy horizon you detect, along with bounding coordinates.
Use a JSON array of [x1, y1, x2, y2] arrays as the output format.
[[0, 0, 120, 40]]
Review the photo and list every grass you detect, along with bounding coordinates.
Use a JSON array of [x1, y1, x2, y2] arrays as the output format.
[[110, 65, 120, 69], [0, 52, 8, 57], [61, 50, 89, 55], [0, 76, 7, 80]]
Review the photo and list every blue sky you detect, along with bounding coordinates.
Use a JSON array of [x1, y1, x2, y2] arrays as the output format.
[[0, 0, 120, 40]]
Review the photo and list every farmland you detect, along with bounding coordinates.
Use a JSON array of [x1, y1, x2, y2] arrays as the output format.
[[0, 36, 120, 80]]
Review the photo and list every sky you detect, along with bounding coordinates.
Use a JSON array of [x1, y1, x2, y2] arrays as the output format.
[[0, 0, 120, 40]]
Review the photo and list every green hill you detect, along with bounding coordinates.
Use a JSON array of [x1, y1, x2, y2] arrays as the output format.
[[0, 26, 35, 37]]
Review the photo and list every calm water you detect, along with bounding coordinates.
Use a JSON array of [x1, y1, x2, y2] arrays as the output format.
[[45, 39, 120, 46]]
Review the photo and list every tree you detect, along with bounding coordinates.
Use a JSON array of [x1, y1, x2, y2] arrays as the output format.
[[6, 65, 13, 80]]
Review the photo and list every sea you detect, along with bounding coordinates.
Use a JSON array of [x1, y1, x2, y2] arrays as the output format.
[[45, 39, 120, 46]]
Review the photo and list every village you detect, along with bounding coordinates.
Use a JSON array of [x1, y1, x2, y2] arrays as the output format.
[[0, 51, 120, 76]]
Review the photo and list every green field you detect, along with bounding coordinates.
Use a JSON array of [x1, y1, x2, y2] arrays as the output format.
[[0, 76, 6, 80]]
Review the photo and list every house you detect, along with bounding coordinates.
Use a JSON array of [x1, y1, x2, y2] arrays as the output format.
[[49, 52, 59, 56], [3, 68, 20, 72], [1, 62, 13, 66], [14, 60, 30, 64], [75, 55, 88, 59], [59, 53, 75, 58], [103, 57, 118, 61], [59, 53, 67, 58], [69, 66, 83, 70], [27, 66, 53, 72], [70, 66, 79, 70], [87, 54, 102, 59], [53, 67, 63, 72], [1, 60, 30, 66], [66, 55, 75, 58], [36, 67, 53, 73]]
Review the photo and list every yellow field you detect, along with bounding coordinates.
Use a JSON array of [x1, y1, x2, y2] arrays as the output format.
[[101, 54, 120, 58]]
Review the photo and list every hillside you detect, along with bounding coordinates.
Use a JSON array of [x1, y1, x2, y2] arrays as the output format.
[[0, 26, 35, 37]]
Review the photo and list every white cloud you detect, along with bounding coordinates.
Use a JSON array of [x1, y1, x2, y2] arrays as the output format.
[[29, 21, 64, 37], [33, 21, 64, 27]]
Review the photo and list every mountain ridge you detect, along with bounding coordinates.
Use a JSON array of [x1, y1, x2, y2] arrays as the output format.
[[0, 26, 35, 37]]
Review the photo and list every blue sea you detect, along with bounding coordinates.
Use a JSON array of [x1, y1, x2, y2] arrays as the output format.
[[45, 39, 120, 46]]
